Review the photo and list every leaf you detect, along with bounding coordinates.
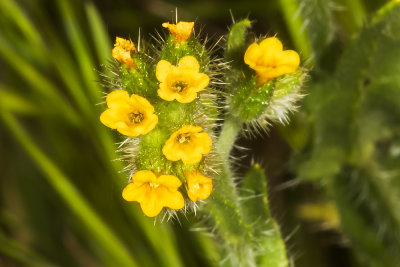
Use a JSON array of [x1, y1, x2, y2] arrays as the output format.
[[239, 165, 289, 267], [226, 18, 252, 63], [297, 0, 335, 63]]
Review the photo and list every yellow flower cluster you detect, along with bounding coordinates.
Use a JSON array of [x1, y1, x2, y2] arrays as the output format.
[[101, 22, 213, 217], [112, 37, 136, 68], [244, 37, 300, 84]]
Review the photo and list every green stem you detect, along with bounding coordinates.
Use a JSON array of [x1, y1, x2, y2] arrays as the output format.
[[215, 115, 243, 203], [0, 111, 138, 267], [205, 115, 257, 266], [216, 115, 242, 160]]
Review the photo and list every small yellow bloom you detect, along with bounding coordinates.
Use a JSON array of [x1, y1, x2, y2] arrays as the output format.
[[185, 171, 213, 202], [122, 170, 184, 217], [156, 56, 209, 103], [162, 21, 194, 43], [244, 37, 300, 84], [112, 37, 136, 68], [100, 90, 158, 137], [162, 125, 212, 165]]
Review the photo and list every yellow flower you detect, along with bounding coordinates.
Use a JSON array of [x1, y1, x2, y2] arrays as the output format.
[[112, 37, 136, 68], [162, 125, 212, 164], [122, 170, 184, 217], [156, 56, 209, 103], [100, 90, 158, 137], [244, 37, 300, 84], [162, 21, 194, 44], [185, 171, 213, 202]]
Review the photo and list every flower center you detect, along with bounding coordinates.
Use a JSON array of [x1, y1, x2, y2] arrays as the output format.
[[149, 182, 160, 188], [193, 184, 200, 190], [128, 112, 144, 124], [177, 133, 191, 144], [172, 81, 188, 93]]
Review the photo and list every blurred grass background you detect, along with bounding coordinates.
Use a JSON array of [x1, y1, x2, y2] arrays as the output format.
[[0, 0, 398, 266]]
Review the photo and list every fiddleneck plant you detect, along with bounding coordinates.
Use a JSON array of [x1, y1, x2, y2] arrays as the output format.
[[100, 18, 306, 266]]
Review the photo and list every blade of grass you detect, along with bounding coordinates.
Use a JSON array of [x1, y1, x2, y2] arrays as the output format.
[[0, 0, 43, 47], [57, 0, 102, 103], [85, 2, 112, 64], [0, 111, 139, 267], [0, 86, 37, 115], [0, 231, 57, 267], [0, 38, 81, 127]]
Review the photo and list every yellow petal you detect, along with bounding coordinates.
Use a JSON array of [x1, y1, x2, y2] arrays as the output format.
[[122, 183, 147, 202], [162, 139, 181, 161], [175, 91, 198, 103], [130, 94, 155, 113], [244, 42, 261, 66], [178, 56, 200, 72], [193, 132, 212, 154], [106, 89, 130, 110], [198, 183, 212, 200], [132, 170, 157, 184], [164, 191, 185, 210], [259, 37, 283, 52], [141, 113, 159, 134], [140, 192, 164, 217], [280, 50, 300, 69], [158, 84, 177, 101], [187, 73, 209, 94], [179, 125, 202, 134], [117, 124, 144, 137], [100, 108, 125, 129], [156, 60, 173, 82], [158, 175, 182, 189], [181, 152, 203, 165]]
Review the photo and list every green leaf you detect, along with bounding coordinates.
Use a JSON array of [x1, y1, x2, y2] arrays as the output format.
[[332, 167, 400, 267], [226, 18, 252, 63], [297, 0, 335, 64], [239, 165, 289, 267]]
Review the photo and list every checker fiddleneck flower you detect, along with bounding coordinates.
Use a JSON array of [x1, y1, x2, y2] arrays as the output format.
[[100, 90, 158, 137]]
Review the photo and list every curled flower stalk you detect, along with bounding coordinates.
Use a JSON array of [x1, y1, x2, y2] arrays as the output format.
[[100, 18, 306, 267]]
